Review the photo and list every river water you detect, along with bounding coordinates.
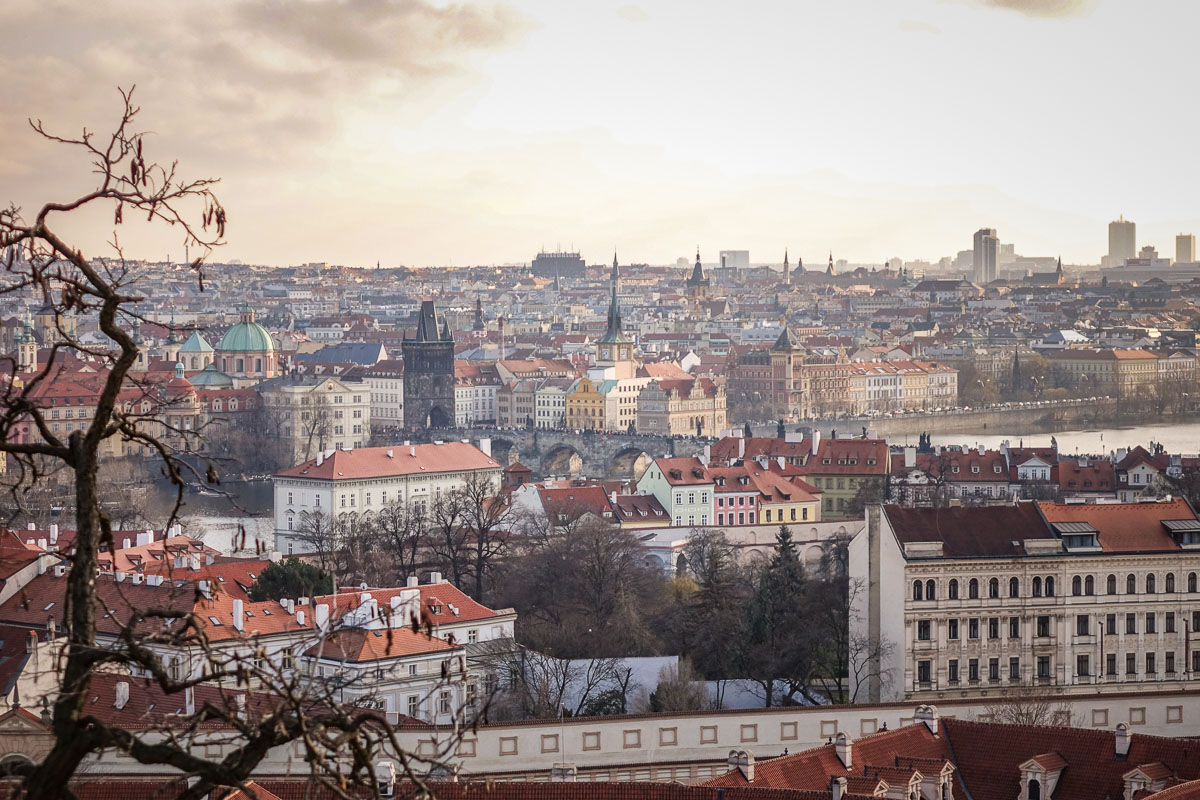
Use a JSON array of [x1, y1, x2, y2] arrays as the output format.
[[888, 421, 1200, 457]]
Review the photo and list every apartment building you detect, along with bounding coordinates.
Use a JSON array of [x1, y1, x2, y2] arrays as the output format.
[[258, 374, 372, 464], [853, 499, 1200, 703]]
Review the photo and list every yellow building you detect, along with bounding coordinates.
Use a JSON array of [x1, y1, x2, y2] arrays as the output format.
[[565, 377, 606, 431]]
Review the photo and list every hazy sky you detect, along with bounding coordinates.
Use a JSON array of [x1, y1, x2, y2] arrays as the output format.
[[1, 0, 1195, 268]]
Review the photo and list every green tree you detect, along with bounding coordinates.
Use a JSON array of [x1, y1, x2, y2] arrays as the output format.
[[248, 557, 333, 601], [742, 526, 812, 706]]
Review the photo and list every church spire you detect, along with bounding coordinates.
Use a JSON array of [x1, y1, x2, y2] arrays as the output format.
[[606, 254, 622, 337], [783, 249, 790, 285], [826, 252, 834, 276]]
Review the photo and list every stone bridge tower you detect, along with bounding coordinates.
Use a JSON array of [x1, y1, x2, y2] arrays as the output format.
[[402, 299, 455, 430]]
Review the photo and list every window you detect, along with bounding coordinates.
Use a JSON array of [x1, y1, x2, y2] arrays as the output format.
[[1010, 657, 1020, 680], [1167, 612, 1176, 633], [969, 579, 979, 599], [1146, 652, 1157, 674], [407, 695, 419, 717], [1106, 614, 1116, 635], [1077, 654, 1090, 677], [1085, 575, 1095, 595], [926, 579, 936, 600], [913, 580, 924, 602], [1147, 574, 1157, 594], [989, 618, 1000, 639], [949, 579, 959, 600], [1167, 573, 1176, 593], [969, 618, 979, 639], [1037, 656, 1050, 679], [1036, 616, 1050, 638], [917, 660, 931, 684], [1107, 574, 1117, 595], [1127, 573, 1137, 594], [1072, 575, 1082, 596], [1009, 577, 1020, 598], [948, 619, 959, 640], [1190, 572, 1197, 593], [1126, 613, 1137, 634], [1126, 653, 1136, 675], [1146, 613, 1156, 634], [1009, 617, 1020, 638], [1076, 615, 1090, 636], [1029, 779, 1042, 800], [1166, 652, 1176, 674], [1106, 653, 1117, 676], [989, 578, 999, 599], [989, 658, 1000, 681], [968, 658, 979, 682], [948, 659, 959, 682], [918, 620, 931, 641]]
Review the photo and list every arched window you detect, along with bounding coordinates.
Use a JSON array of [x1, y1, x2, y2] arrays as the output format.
[[969, 579, 979, 599], [1085, 576, 1095, 595], [1046, 576, 1055, 597], [1028, 778, 1042, 800], [913, 580, 924, 602], [1107, 574, 1117, 595], [1190, 572, 1198, 593], [1127, 573, 1137, 594], [1166, 573, 1176, 593], [989, 578, 1000, 599], [926, 579, 936, 601], [948, 579, 959, 600], [1147, 574, 1157, 594], [1032, 576, 1043, 597], [1072, 575, 1082, 596], [1009, 577, 1020, 598]]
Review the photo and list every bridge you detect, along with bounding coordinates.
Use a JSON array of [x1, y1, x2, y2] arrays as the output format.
[[391, 427, 706, 480]]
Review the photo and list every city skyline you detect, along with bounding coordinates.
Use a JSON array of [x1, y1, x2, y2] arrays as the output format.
[[3, 0, 1200, 268]]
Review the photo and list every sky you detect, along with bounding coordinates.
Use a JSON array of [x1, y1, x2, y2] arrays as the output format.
[[0, 0, 1196, 269]]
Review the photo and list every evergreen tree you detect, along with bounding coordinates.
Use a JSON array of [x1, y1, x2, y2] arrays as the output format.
[[776, 418, 786, 438], [248, 557, 333, 601], [744, 421, 753, 438]]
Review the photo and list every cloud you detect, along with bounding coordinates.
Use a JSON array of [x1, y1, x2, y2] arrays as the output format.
[[899, 19, 941, 34], [979, 0, 1093, 18]]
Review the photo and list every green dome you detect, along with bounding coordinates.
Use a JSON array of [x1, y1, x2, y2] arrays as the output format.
[[219, 306, 274, 354]]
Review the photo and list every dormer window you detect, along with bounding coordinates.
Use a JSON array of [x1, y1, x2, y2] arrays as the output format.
[[972, 465, 980, 474]]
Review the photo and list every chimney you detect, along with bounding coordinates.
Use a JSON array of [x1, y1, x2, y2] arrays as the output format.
[[610, 490, 618, 505], [316, 452, 324, 466], [727, 749, 755, 782], [478, 438, 492, 457], [49, 524, 58, 545], [315, 603, 330, 630], [1115, 722, 1131, 758], [387, 449, 393, 459], [978, 444, 986, 456], [738, 438, 746, 460], [777, 456, 786, 470], [904, 446, 916, 468], [234, 694, 246, 721], [831, 777, 848, 800], [811, 430, 821, 453], [189, 554, 201, 571], [296, 609, 306, 627], [115, 571, 127, 583], [429, 572, 443, 584], [409, 446, 416, 457], [114, 681, 130, 711], [185, 685, 195, 715], [198, 580, 210, 599], [914, 704, 939, 735], [137, 530, 153, 547], [406, 576, 419, 588], [233, 599, 244, 632], [834, 732, 852, 769], [121, 537, 131, 550], [26, 523, 34, 531]]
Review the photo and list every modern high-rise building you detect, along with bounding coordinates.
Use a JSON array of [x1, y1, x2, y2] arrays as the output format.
[[972, 228, 998, 284], [1177, 233, 1196, 265], [1108, 216, 1136, 266]]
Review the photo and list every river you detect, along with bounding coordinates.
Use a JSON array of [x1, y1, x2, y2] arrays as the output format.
[[889, 421, 1200, 457]]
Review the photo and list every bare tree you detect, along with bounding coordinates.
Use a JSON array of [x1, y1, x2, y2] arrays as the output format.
[[0, 89, 450, 799], [983, 682, 1077, 727]]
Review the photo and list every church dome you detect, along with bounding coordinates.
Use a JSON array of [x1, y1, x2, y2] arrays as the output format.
[[219, 306, 274, 354]]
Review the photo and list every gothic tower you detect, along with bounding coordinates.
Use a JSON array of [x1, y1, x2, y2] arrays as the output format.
[[595, 253, 636, 379], [402, 299, 456, 430]]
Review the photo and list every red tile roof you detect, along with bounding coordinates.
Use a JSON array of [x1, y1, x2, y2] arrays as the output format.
[[276, 442, 500, 480], [884, 503, 1053, 557], [1036, 498, 1195, 553], [304, 627, 458, 663]]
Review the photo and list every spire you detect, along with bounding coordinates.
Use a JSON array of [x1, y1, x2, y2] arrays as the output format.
[[827, 252, 834, 276], [783, 249, 790, 285], [167, 311, 179, 345], [1056, 256, 1063, 274], [798, 256, 805, 274], [606, 256, 622, 335]]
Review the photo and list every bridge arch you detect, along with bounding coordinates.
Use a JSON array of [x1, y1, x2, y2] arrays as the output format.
[[487, 437, 518, 466], [541, 444, 583, 479], [608, 446, 654, 481]]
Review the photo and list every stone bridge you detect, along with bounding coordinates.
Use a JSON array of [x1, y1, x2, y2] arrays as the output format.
[[402, 428, 706, 480]]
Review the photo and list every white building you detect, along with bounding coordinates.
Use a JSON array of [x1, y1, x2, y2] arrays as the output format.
[[273, 441, 502, 554], [258, 375, 372, 464], [362, 359, 404, 430], [852, 499, 1200, 703]]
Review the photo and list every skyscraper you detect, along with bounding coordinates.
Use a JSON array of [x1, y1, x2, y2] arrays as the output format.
[[1108, 216, 1136, 267], [1177, 234, 1196, 265], [972, 228, 998, 284]]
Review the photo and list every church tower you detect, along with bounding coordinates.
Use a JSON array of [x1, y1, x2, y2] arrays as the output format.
[[16, 310, 36, 373], [594, 253, 636, 379], [783, 249, 790, 285], [686, 247, 710, 310], [402, 299, 456, 430]]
